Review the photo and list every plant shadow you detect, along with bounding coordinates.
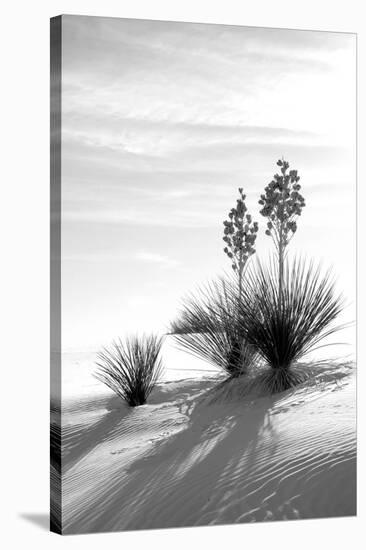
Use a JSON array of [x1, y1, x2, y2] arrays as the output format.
[[63, 386, 279, 533], [62, 394, 131, 472]]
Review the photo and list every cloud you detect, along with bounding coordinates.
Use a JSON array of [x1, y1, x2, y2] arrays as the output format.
[[61, 16, 355, 143], [62, 249, 180, 268], [62, 207, 221, 229], [135, 251, 179, 268], [62, 115, 321, 158]]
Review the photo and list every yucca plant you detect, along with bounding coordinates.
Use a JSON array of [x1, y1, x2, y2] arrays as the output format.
[[95, 335, 164, 406], [237, 257, 345, 393], [171, 188, 259, 378], [171, 278, 257, 378]]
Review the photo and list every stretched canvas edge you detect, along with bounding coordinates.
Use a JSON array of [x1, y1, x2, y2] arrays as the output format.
[[50, 14, 62, 535]]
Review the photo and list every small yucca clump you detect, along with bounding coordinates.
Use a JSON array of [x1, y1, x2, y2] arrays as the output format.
[[95, 335, 164, 406], [171, 278, 257, 378], [238, 258, 344, 393]]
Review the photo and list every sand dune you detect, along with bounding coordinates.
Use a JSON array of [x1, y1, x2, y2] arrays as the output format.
[[58, 361, 356, 534]]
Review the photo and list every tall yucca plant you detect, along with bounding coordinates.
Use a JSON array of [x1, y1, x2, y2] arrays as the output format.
[[95, 335, 164, 406], [238, 258, 344, 393], [171, 278, 257, 378]]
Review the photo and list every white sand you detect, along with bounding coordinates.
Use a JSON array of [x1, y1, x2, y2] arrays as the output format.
[[59, 354, 356, 534]]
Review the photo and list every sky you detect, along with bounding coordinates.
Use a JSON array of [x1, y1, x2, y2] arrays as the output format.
[[60, 15, 356, 351]]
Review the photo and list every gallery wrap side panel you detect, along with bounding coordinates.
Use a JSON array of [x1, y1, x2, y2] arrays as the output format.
[[50, 14, 62, 535]]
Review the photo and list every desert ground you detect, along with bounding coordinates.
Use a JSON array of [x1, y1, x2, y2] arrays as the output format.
[[55, 341, 356, 534]]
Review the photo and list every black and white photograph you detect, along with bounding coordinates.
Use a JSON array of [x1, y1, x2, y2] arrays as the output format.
[[50, 13, 357, 536]]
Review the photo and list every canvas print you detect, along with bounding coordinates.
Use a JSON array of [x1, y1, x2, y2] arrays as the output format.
[[50, 15, 356, 535]]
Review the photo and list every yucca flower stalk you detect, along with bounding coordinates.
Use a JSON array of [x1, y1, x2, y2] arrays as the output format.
[[259, 159, 305, 303], [223, 187, 259, 298], [95, 335, 164, 406]]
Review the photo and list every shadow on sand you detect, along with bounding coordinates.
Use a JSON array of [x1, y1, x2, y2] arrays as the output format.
[[63, 384, 277, 533], [62, 394, 131, 472]]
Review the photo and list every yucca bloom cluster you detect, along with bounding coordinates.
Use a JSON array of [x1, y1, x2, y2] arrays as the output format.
[[259, 159, 305, 250], [223, 187, 259, 274]]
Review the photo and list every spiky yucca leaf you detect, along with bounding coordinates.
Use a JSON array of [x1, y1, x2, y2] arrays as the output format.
[[95, 335, 164, 406], [171, 278, 257, 378], [237, 257, 344, 391]]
